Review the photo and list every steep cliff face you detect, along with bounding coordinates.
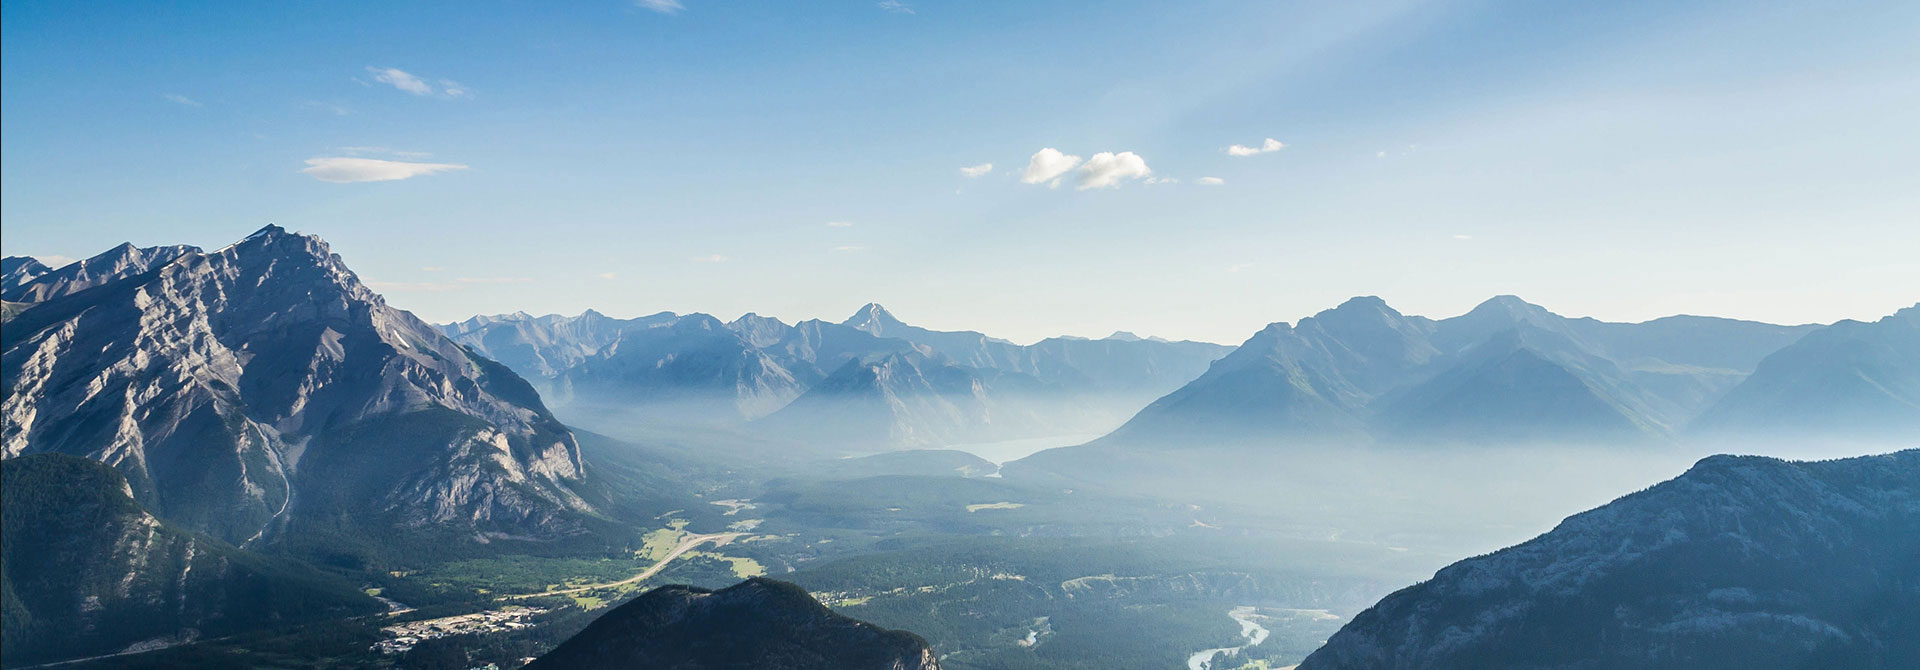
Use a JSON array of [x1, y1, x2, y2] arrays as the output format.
[[1, 454, 380, 667], [526, 578, 942, 670], [1, 226, 588, 548], [1297, 449, 1920, 670]]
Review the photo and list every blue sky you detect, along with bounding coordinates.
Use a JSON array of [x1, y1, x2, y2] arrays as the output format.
[[4, 0, 1916, 344]]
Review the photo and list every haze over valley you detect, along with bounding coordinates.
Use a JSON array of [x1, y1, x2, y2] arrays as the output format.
[[2, 228, 1914, 668], [4, 1, 1917, 668]]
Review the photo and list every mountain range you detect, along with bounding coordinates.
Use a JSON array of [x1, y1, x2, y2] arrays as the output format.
[[1092, 294, 1880, 448], [1298, 449, 1920, 669], [525, 578, 941, 670], [444, 302, 1232, 450], [2, 226, 593, 554]]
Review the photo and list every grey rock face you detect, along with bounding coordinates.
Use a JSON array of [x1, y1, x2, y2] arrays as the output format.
[[2, 225, 588, 546], [1, 243, 200, 303]]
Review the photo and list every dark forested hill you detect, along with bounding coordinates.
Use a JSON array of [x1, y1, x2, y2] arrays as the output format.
[[1297, 449, 1920, 670], [525, 578, 941, 670]]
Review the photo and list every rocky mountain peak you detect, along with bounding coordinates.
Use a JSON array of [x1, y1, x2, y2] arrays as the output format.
[[2, 228, 590, 548], [843, 302, 906, 334]]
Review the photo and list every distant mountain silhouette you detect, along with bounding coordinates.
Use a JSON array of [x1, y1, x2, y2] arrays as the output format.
[[1693, 304, 1920, 442], [445, 303, 1229, 448], [756, 350, 1052, 449], [526, 578, 940, 670], [1298, 449, 1920, 669], [1097, 295, 1830, 448]]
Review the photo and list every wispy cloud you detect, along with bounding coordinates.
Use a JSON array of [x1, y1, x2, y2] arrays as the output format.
[[1076, 151, 1151, 190], [877, 0, 914, 14], [959, 163, 994, 178], [365, 67, 470, 99], [1225, 263, 1254, 273], [420, 266, 446, 272], [1196, 176, 1225, 185], [1021, 148, 1082, 187], [832, 246, 867, 253], [455, 277, 534, 284], [367, 67, 432, 95], [1226, 137, 1286, 157], [597, 272, 618, 280], [163, 93, 202, 107], [827, 221, 854, 228], [301, 157, 469, 183], [1453, 234, 1473, 240], [636, 0, 685, 14], [691, 254, 728, 263]]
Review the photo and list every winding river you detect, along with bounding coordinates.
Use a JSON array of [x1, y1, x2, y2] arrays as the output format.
[[1186, 606, 1271, 670]]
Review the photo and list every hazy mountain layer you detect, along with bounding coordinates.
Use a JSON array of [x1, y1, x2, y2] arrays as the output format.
[[1694, 304, 1920, 442], [2, 226, 589, 549], [447, 304, 1230, 449], [1, 454, 381, 666], [525, 578, 941, 670], [1297, 449, 1920, 670], [756, 350, 1055, 449], [1102, 294, 1830, 449]]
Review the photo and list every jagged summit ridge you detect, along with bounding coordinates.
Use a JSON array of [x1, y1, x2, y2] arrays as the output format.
[[2, 226, 588, 547]]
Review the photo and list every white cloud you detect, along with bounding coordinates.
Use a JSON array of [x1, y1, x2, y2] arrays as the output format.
[[163, 93, 202, 107], [1225, 263, 1253, 273], [1453, 234, 1473, 240], [832, 246, 867, 253], [456, 277, 533, 284], [1021, 148, 1082, 187], [301, 157, 469, 183], [959, 163, 993, 178], [367, 67, 433, 95], [420, 266, 446, 272], [827, 221, 854, 228], [877, 0, 914, 14], [691, 254, 728, 263], [439, 80, 471, 99], [1196, 176, 1225, 185], [1075, 151, 1152, 190], [636, 0, 684, 13], [597, 272, 618, 279], [1376, 150, 1388, 158], [1226, 137, 1286, 157]]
